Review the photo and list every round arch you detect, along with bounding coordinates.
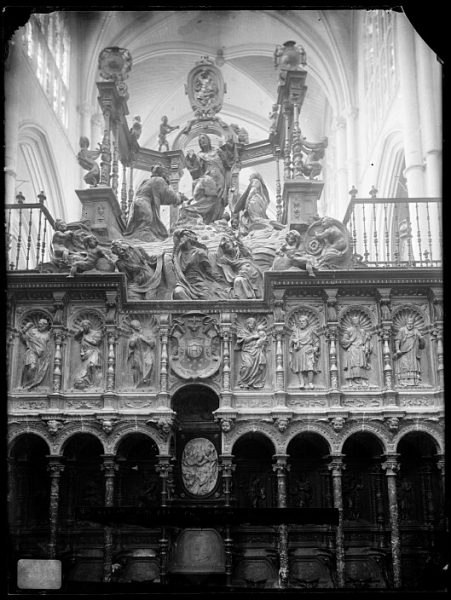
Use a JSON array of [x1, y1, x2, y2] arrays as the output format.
[[338, 424, 389, 455], [394, 425, 444, 455], [8, 431, 51, 456], [56, 426, 106, 455], [227, 422, 279, 455]]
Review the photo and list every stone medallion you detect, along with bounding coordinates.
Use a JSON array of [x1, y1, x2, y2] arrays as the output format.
[[181, 438, 218, 496]]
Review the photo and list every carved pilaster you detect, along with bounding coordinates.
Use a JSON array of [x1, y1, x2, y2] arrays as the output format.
[[274, 324, 285, 391], [274, 146, 282, 221], [47, 456, 65, 559], [291, 103, 303, 178], [105, 329, 117, 392], [220, 313, 232, 394], [325, 325, 339, 390], [377, 288, 393, 390], [273, 454, 290, 588], [101, 454, 118, 583], [328, 454, 346, 587], [282, 101, 292, 180], [382, 454, 401, 588], [52, 329, 66, 393]]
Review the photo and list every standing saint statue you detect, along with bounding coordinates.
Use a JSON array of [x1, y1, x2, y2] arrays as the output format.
[[340, 314, 372, 386], [236, 318, 268, 389], [127, 319, 155, 388], [73, 319, 103, 390], [289, 314, 320, 389], [20, 318, 52, 390], [394, 316, 425, 386], [124, 164, 186, 242]]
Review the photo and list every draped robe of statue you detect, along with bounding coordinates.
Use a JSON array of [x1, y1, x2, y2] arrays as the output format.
[[128, 329, 155, 388], [21, 324, 51, 389], [74, 325, 103, 389], [395, 322, 425, 385], [340, 322, 371, 382], [124, 175, 181, 242], [236, 322, 268, 389], [289, 324, 319, 376]]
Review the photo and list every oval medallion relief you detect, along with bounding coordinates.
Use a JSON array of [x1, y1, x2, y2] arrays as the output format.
[[181, 438, 218, 496]]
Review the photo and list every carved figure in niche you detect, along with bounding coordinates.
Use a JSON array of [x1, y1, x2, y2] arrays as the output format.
[[249, 476, 267, 508], [181, 438, 218, 496], [129, 115, 142, 141], [344, 476, 364, 521], [77, 136, 101, 187], [67, 234, 114, 277], [20, 317, 51, 390], [272, 230, 317, 276], [184, 134, 235, 216], [398, 479, 414, 521], [289, 314, 320, 389], [127, 319, 155, 388], [172, 229, 229, 300], [216, 235, 263, 299], [305, 217, 351, 269], [111, 240, 161, 300], [124, 164, 186, 242], [170, 313, 220, 380], [340, 314, 373, 387], [158, 116, 179, 152], [72, 318, 103, 390], [394, 315, 425, 386], [236, 317, 268, 390], [233, 173, 281, 234]]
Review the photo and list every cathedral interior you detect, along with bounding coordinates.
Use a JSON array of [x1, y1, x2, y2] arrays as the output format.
[[5, 8, 446, 594]]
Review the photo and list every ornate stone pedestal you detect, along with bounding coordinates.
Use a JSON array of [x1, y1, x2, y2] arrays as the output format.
[[75, 187, 125, 241], [282, 179, 324, 233]]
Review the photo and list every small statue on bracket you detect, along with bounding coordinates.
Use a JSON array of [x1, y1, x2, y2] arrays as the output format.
[[129, 115, 142, 141], [158, 115, 179, 152], [77, 136, 101, 187]]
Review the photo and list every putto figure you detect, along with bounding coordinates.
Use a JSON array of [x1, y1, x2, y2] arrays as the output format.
[[127, 319, 155, 388], [73, 319, 103, 390], [124, 164, 186, 242], [236, 317, 268, 389], [340, 314, 372, 387], [289, 314, 320, 389], [158, 115, 179, 152], [77, 136, 101, 187], [394, 316, 425, 386], [272, 229, 317, 276], [20, 318, 52, 390]]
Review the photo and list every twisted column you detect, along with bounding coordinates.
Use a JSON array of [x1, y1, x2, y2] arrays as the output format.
[[382, 454, 401, 588], [273, 454, 290, 587], [101, 454, 118, 582], [328, 454, 346, 587], [47, 456, 65, 559]]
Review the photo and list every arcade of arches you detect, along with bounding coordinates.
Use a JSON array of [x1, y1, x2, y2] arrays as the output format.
[[6, 8, 444, 593]]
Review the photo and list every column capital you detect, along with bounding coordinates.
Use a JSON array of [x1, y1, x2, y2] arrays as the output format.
[[435, 454, 445, 475], [219, 454, 235, 475], [327, 453, 346, 473], [101, 454, 118, 475], [156, 454, 172, 477], [46, 455, 65, 475], [272, 454, 290, 473], [381, 453, 400, 476]]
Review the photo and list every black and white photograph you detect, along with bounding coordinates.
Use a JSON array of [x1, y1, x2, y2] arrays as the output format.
[[4, 7, 445, 595]]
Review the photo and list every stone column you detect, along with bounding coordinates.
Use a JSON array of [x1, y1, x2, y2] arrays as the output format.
[[382, 454, 401, 588], [47, 456, 65, 559], [105, 330, 117, 392], [156, 454, 171, 584], [219, 455, 235, 586], [273, 454, 290, 587], [328, 454, 346, 587], [396, 13, 425, 197], [274, 324, 285, 393], [346, 107, 359, 189], [4, 32, 21, 204], [334, 117, 348, 208], [52, 329, 66, 393], [101, 454, 118, 582]]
